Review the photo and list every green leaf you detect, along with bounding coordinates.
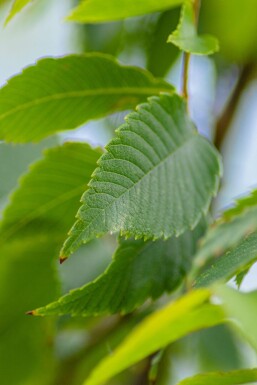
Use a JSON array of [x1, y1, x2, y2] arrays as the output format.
[[0, 53, 173, 143], [195, 190, 257, 267], [197, 325, 242, 371], [147, 8, 180, 77], [61, 94, 221, 259], [200, 0, 257, 63], [0, 137, 56, 204], [0, 143, 101, 383], [222, 189, 257, 221], [168, 0, 219, 55], [0, 142, 102, 242], [82, 289, 224, 385], [5, 0, 33, 24], [0, 235, 58, 385], [217, 286, 257, 352], [177, 368, 257, 385], [67, 0, 184, 23], [34, 220, 206, 317], [195, 232, 257, 288]]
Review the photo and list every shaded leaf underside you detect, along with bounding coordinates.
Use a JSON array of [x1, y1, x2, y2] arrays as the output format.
[[67, 0, 183, 23], [0, 54, 173, 142], [35, 219, 206, 317]]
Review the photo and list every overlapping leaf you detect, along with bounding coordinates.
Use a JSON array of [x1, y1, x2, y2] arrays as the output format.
[[0, 138, 56, 204], [195, 232, 257, 288], [168, 0, 219, 55], [195, 189, 257, 267], [0, 54, 173, 143], [217, 286, 257, 352], [34, 220, 206, 317], [177, 368, 257, 385], [223, 189, 257, 220], [82, 289, 224, 385], [67, 0, 183, 23], [147, 9, 180, 77], [0, 142, 101, 383], [61, 94, 221, 259], [0, 142, 102, 241]]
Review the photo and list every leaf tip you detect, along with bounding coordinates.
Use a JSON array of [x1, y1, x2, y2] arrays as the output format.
[[59, 255, 68, 264], [26, 310, 37, 316]]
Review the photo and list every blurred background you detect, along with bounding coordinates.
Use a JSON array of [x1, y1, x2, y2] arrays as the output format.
[[1, 0, 257, 384]]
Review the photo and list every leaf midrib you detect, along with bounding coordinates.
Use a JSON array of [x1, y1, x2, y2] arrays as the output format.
[[0, 87, 172, 122]]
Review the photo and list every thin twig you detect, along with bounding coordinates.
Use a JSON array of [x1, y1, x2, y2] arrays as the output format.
[[181, 0, 201, 103], [193, 0, 201, 24], [182, 52, 190, 101]]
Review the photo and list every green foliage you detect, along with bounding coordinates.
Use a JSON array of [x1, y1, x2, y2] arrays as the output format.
[[195, 232, 257, 288], [83, 289, 224, 385], [197, 325, 242, 371], [0, 54, 172, 143], [200, 0, 257, 62], [0, 138, 56, 203], [62, 94, 221, 258], [1, 2, 257, 385], [34, 220, 206, 316], [0, 142, 101, 383], [195, 189, 257, 268], [147, 8, 180, 77], [1, 142, 101, 240], [0, 236, 58, 385], [168, 0, 219, 55], [67, 0, 184, 23], [217, 286, 257, 352], [222, 189, 257, 220], [177, 368, 257, 385], [5, 0, 33, 24]]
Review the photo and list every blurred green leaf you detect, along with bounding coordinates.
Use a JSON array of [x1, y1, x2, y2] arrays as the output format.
[[35, 220, 206, 316], [57, 312, 150, 385], [195, 190, 257, 267], [67, 0, 184, 23], [147, 8, 180, 77], [1, 142, 102, 241], [222, 189, 257, 221], [200, 0, 257, 62], [0, 142, 102, 383], [82, 289, 224, 385], [177, 368, 257, 385], [217, 286, 257, 352], [5, 0, 33, 24], [168, 0, 219, 55], [0, 54, 173, 143], [0, 235, 58, 385], [0, 138, 56, 205], [61, 94, 221, 259], [195, 232, 257, 288], [197, 325, 242, 371]]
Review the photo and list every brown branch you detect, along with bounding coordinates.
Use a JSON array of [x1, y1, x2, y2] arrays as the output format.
[[214, 63, 256, 150]]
